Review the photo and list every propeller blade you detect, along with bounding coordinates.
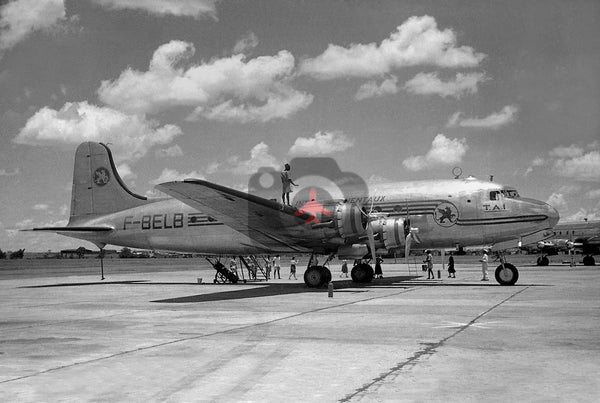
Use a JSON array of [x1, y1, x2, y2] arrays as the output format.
[[366, 220, 377, 260], [410, 228, 422, 244], [405, 233, 413, 265]]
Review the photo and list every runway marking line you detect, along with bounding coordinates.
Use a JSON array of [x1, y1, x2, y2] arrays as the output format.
[[0, 286, 422, 385], [339, 286, 531, 402]]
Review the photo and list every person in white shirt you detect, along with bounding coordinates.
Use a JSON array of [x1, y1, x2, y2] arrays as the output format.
[[480, 249, 489, 281]]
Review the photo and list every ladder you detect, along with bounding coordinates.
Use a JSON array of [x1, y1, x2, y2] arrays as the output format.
[[239, 256, 269, 281], [406, 257, 423, 277]]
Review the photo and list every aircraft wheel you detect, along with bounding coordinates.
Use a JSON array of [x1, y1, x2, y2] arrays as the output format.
[[536, 256, 549, 266], [582, 255, 595, 266], [319, 266, 332, 284], [351, 263, 374, 283], [495, 263, 519, 286], [304, 265, 326, 288]]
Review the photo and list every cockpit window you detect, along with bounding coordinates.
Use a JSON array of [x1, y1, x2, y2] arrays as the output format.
[[502, 188, 520, 198], [489, 191, 499, 200]]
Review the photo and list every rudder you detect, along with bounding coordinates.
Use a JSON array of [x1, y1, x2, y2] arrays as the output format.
[[70, 142, 149, 219]]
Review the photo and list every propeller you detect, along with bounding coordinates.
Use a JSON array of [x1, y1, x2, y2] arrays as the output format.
[[361, 193, 381, 261], [402, 201, 421, 265], [566, 240, 583, 249], [404, 225, 422, 265]]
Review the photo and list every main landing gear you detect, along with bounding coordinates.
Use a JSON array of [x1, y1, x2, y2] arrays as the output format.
[[582, 255, 595, 266], [494, 253, 519, 286], [304, 253, 335, 288], [351, 262, 374, 284], [304, 265, 332, 288], [303, 254, 377, 288]]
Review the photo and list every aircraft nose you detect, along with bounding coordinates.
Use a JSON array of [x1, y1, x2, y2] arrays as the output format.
[[522, 197, 560, 228], [546, 203, 560, 228]]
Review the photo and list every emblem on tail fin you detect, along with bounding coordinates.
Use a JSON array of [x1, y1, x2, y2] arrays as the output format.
[[93, 167, 110, 186]]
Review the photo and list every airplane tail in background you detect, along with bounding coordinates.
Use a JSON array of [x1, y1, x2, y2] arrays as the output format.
[[69, 142, 150, 221]]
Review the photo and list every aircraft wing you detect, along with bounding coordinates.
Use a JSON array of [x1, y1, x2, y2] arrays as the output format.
[[156, 179, 311, 252]]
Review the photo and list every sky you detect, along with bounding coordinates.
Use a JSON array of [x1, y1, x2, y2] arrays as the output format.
[[0, 0, 599, 252]]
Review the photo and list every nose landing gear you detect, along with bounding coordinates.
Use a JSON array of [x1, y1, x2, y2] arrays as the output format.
[[495, 262, 519, 286]]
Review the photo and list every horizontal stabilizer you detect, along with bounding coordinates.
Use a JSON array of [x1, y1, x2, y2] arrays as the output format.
[[24, 226, 114, 233]]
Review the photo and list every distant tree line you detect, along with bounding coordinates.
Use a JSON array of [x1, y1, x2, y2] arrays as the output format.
[[0, 248, 25, 259]]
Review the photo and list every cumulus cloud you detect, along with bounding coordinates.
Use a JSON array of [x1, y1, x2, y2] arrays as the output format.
[[402, 134, 468, 171], [447, 105, 518, 129], [532, 142, 600, 181], [546, 193, 567, 210], [91, 0, 219, 20], [551, 148, 600, 181], [564, 208, 600, 222], [227, 142, 279, 174], [98, 40, 313, 122], [288, 131, 354, 156], [404, 72, 486, 98], [0, 0, 66, 56], [202, 142, 280, 178], [13, 101, 182, 163], [300, 15, 485, 80], [155, 144, 183, 158], [116, 163, 136, 181], [149, 168, 205, 185], [233, 31, 259, 54], [586, 189, 600, 199], [549, 144, 585, 159], [524, 156, 545, 176], [195, 86, 312, 123], [355, 76, 399, 100]]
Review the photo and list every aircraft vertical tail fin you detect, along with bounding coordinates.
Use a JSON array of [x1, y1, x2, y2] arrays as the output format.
[[69, 142, 149, 221]]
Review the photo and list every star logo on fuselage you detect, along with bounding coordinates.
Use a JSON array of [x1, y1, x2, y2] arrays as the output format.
[[295, 188, 331, 224]]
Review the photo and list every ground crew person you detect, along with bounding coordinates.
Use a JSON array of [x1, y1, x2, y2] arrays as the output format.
[[480, 249, 489, 281], [273, 255, 281, 279]]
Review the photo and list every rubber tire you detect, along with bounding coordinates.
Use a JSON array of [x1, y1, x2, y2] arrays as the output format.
[[536, 256, 549, 266], [582, 255, 595, 266], [351, 263, 374, 283], [304, 265, 325, 288], [495, 263, 519, 286], [319, 266, 332, 284]]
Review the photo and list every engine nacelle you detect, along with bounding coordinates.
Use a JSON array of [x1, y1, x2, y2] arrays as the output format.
[[337, 244, 368, 259], [372, 218, 406, 249], [335, 203, 368, 239]]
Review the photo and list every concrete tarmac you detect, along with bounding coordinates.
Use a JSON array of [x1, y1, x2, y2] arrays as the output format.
[[1, 259, 599, 402]]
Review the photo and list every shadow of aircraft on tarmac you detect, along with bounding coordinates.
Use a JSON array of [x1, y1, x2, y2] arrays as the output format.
[[150, 277, 414, 303]]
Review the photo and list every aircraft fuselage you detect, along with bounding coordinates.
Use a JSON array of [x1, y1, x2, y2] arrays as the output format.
[[64, 178, 558, 256]]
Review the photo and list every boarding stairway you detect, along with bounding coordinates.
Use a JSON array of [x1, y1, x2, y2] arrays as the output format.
[[238, 256, 269, 282]]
